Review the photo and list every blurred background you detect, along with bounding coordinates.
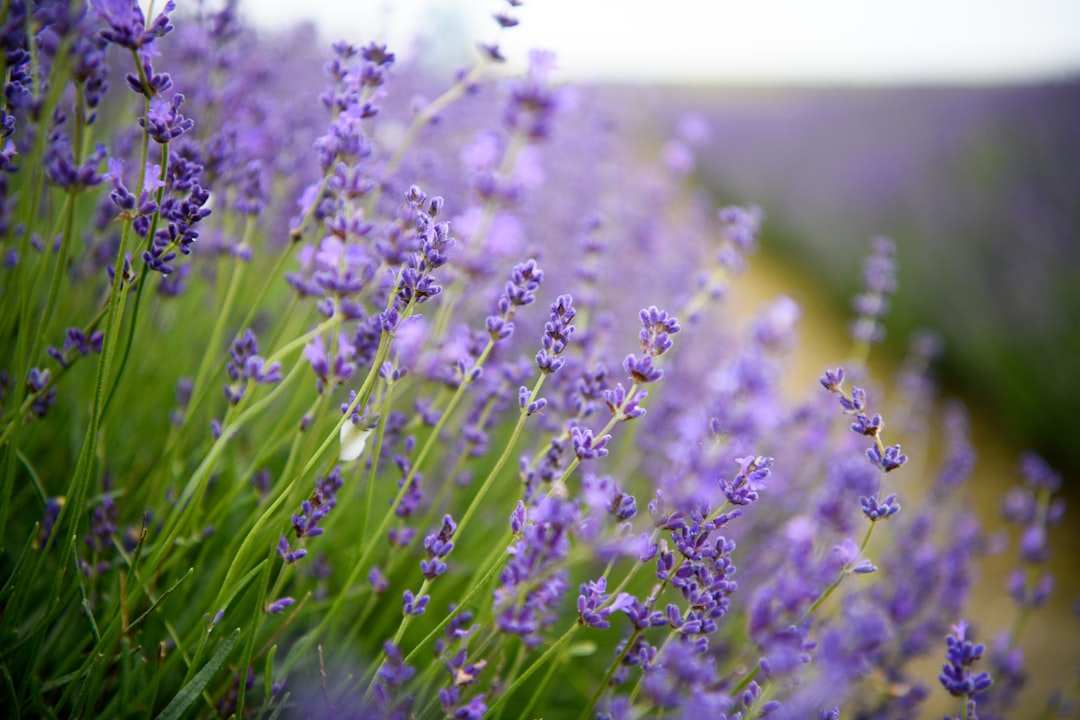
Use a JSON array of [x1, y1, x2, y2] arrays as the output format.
[[244, 0, 1080, 484], [240, 0, 1080, 708]]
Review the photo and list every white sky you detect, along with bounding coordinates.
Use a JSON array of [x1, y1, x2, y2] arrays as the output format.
[[242, 0, 1080, 84]]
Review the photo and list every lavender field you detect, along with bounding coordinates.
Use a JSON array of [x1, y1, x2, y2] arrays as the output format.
[[631, 83, 1080, 482], [0, 2, 1076, 719]]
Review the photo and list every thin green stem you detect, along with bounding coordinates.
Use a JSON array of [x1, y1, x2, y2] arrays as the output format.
[[100, 146, 174, 421], [455, 374, 546, 539], [580, 628, 641, 720]]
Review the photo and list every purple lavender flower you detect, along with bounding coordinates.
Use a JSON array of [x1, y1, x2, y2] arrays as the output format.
[[396, 191, 455, 306], [510, 501, 526, 533], [485, 259, 544, 341], [374, 641, 415, 705], [1018, 452, 1062, 492], [571, 425, 611, 461], [421, 514, 457, 580], [939, 620, 993, 701], [519, 385, 548, 416], [140, 94, 194, 143], [305, 332, 358, 392], [368, 567, 389, 594], [866, 444, 908, 473], [623, 354, 663, 384], [37, 497, 64, 549], [223, 330, 281, 404], [602, 383, 647, 422], [25, 368, 57, 419], [718, 205, 764, 253], [850, 237, 898, 345], [495, 497, 577, 644], [45, 141, 107, 190], [638, 305, 681, 357], [503, 50, 564, 140], [820, 367, 845, 392], [615, 594, 667, 631], [860, 493, 901, 521], [535, 294, 576, 374], [276, 535, 307, 564], [403, 589, 430, 616], [850, 412, 884, 437], [578, 577, 617, 629], [94, 0, 176, 53], [265, 597, 295, 614], [720, 455, 774, 506], [288, 467, 344, 542], [453, 695, 487, 719]]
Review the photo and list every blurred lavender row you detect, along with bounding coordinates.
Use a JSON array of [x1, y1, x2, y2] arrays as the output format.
[[606, 82, 1080, 479]]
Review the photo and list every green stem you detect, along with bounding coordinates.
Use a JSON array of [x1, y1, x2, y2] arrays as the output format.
[[145, 351, 309, 575], [455, 374, 546, 539], [580, 628, 641, 720], [100, 145, 173, 420], [184, 217, 254, 421]]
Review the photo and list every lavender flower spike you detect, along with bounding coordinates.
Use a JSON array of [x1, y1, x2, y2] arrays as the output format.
[[940, 620, 994, 715], [639, 305, 680, 357], [571, 426, 611, 461], [536, 294, 576, 374], [867, 444, 908, 473], [485, 259, 544, 341]]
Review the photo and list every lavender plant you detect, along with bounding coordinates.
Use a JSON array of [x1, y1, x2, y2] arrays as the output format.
[[0, 2, 1075, 719]]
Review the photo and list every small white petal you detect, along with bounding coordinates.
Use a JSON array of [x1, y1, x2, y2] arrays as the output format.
[[339, 422, 372, 462]]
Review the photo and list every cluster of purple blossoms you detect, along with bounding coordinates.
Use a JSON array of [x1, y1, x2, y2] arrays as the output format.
[[140, 93, 194, 144], [373, 641, 415, 715], [223, 330, 282, 405], [92, 0, 213, 279], [25, 368, 57, 418], [45, 137, 107, 192], [80, 496, 119, 578], [397, 186, 455, 307], [624, 305, 680, 384], [574, 455, 774, 713], [479, 0, 526, 62], [720, 455, 773, 506], [317, 41, 394, 133], [420, 514, 457, 581], [95, 0, 176, 58], [438, 653, 487, 718], [291, 467, 345, 539], [850, 236, 898, 347], [268, 468, 345, 614], [939, 621, 994, 719], [503, 50, 564, 141], [406, 527, 465, 613], [275, 467, 345, 567], [305, 333, 358, 393], [535, 294, 576, 376], [495, 498, 577, 646], [821, 367, 907, 520], [138, 155, 211, 278], [974, 453, 1068, 715], [697, 204, 764, 303], [46, 327, 104, 369], [485, 259, 543, 343]]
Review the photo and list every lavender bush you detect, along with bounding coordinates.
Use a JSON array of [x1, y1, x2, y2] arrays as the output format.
[[0, 2, 1075, 718]]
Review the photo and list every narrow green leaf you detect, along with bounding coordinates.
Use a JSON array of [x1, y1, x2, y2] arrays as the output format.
[[0, 523, 39, 607], [262, 645, 277, 707], [266, 691, 290, 720], [1, 664, 20, 720], [155, 628, 240, 720]]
